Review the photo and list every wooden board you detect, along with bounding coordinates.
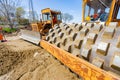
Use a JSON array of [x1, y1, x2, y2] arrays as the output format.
[[40, 40, 120, 80]]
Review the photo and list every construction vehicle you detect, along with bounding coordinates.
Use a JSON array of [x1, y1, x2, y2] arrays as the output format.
[[20, 0, 120, 80], [20, 8, 62, 44]]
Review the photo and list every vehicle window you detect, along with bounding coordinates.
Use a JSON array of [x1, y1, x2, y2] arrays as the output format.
[[98, 9, 101, 13], [42, 13, 51, 21], [117, 7, 120, 19], [85, 5, 94, 17], [99, 8, 109, 22], [57, 14, 61, 21], [90, 8, 94, 16], [85, 5, 89, 18], [105, 8, 110, 13]]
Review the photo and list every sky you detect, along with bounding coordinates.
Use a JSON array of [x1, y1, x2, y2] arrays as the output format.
[[22, 0, 120, 23], [22, 0, 83, 23]]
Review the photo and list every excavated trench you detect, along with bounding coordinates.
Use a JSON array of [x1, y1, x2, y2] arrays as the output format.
[[0, 39, 81, 80]]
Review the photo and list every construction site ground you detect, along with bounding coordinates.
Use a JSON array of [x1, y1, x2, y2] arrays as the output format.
[[0, 35, 81, 80]]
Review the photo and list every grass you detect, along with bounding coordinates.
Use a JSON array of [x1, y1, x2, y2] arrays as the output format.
[[2, 27, 17, 33]]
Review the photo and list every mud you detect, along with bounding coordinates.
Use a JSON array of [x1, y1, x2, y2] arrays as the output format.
[[0, 40, 81, 80]]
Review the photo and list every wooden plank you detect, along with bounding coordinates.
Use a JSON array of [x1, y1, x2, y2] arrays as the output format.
[[40, 40, 120, 80]]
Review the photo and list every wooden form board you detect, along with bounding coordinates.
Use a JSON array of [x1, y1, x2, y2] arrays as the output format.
[[40, 40, 120, 80]]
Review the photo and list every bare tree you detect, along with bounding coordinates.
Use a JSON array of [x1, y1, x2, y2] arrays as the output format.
[[62, 13, 74, 23], [0, 0, 21, 28]]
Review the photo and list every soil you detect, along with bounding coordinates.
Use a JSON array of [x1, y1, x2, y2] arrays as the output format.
[[0, 38, 81, 80]]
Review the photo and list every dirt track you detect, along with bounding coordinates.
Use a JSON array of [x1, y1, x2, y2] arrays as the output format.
[[0, 39, 81, 80]]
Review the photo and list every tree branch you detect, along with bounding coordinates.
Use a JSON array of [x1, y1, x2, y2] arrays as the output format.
[[0, 0, 21, 28]]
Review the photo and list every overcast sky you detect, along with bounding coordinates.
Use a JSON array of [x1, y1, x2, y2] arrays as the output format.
[[22, 0, 83, 23]]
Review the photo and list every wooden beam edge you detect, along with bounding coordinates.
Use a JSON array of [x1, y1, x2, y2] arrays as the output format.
[[40, 40, 120, 80]]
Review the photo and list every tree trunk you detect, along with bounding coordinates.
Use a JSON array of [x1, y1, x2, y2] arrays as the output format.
[[9, 24, 13, 29], [7, 16, 14, 29]]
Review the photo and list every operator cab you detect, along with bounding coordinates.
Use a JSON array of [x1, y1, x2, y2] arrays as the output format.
[[84, 0, 112, 22], [41, 8, 62, 27], [83, 0, 120, 26]]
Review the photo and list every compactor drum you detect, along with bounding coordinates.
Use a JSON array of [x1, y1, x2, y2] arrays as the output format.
[[43, 0, 120, 78], [46, 22, 120, 75]]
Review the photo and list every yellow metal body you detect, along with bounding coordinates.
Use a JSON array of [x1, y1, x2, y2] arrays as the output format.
[[31, 23, 42, 32]]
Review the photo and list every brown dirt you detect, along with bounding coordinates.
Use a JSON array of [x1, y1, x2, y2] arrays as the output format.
[[0, 39, 81, 80]]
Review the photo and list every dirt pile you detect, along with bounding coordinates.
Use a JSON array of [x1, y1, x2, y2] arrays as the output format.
[[0, 40, 40, 76], [0, 40, 81, 80]]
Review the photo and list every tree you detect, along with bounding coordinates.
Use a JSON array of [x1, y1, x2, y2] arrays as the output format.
[[0, 0, 21, 28], [62, 13, 74, 23], [16, 7, 25, 24], [0, 14, 6, 25], [19, 18, 29, 25]]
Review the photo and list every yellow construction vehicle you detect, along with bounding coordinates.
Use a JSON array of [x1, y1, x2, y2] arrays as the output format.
[[20, 8, 62, 44], [21, 0, 120, 80]]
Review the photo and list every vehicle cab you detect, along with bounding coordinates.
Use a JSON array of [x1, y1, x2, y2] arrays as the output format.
[[82, 0, 120, 26]]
